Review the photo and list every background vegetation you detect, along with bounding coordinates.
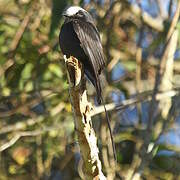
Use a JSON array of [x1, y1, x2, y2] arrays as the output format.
[[0, 0, 180, 179]]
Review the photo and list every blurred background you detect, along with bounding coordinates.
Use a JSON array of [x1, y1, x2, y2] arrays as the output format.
[[0, 0, 180, 179]]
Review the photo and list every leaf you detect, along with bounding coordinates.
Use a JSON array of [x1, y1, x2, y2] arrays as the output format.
[[12, 146, 32, 165], [48, 63, 62, 78]]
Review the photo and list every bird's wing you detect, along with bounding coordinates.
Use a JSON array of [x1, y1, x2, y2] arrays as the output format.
[[73, 20, 106, 75]]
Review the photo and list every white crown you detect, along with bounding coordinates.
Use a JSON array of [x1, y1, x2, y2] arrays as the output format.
[[65, 6, 86, 16]]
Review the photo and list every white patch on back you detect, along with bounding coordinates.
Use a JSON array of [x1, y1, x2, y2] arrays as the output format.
[[65, 6, 86, 16]]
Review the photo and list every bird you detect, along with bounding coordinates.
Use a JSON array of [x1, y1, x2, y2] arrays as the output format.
[[59, 6, 116, 161], [59, 6, 105, 104]]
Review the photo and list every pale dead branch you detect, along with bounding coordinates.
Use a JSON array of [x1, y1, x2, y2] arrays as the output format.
[[64, 56, 106, 180]]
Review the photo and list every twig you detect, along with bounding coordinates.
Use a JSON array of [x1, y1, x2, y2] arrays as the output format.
[[0, 126, 62, 152], [0, 130, 42, 152], [168, 0, 173, 17], [123, 0, 164, 31], [135, 8, 144, 123], [0, 117, 43, 135], [0, 4, 34, 77], [9, 10, 33, 53], [0, 59, 14, 78], [0, 91, 52, 118], [0, 134, 21, 152], [92, 89, 178, 116], [151, 96, 179, 153]]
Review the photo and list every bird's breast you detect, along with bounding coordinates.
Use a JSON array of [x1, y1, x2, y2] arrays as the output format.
[[59, 21, 86, 60]]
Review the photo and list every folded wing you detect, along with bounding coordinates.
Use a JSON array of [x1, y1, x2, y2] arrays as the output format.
[[73, 20, 106, 75]]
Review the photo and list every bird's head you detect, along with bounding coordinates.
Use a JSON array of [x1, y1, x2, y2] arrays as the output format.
[[62, 6, 92, 22]]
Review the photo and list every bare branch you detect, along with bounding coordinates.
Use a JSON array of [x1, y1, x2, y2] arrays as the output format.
[[64, 56, 106, 180], [0, 130, 42, 152], [0, 117, 43, 135], [92, 89, 179, 116], [126, 1, 164, 31], [166, 1, 180, 41], [0, 126, 62, 152], [0, 91, 52, 118]]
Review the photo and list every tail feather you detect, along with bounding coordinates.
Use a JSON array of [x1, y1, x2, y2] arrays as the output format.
[[96, 75, 117, 161], [85, 70, 116, 161], [95, 76, 102, 104], [100, 93, 117, 162]]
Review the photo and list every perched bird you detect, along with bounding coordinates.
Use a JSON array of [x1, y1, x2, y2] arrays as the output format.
[[59, 6, 116, 161], [59, 6, 105, 104]]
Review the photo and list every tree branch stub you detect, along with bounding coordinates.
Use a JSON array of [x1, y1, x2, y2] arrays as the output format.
[[64, 56, 106, 180]]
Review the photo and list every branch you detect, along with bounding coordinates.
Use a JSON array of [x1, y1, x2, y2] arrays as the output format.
[[0, 117, 43, 135], [0, 4, 34, 77], [0, 130, 42, 152], [160, 29, 178, 118], [166, 1, 180, 41], [92, 89, 179, 116], [126, 0, 164, 31], [64, 56, 106, 180], [0, 90, 52, 118], [0, 126, 62, 152]]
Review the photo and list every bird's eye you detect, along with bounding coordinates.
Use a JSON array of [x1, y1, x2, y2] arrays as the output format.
[[76, 11, 84, 17]]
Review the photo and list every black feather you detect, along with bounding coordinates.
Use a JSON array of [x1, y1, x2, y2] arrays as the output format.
[[59, 17, 105, 104], [72, 20, 105, 103]]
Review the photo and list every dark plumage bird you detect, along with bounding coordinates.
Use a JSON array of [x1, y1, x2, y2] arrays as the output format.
[[59, 6, 105, 104], [59, 6, 116, 161]]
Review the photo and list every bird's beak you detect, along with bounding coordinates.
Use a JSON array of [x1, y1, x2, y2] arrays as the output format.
[[62, 13, 67, 17], [62, 11, 68, 17]]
